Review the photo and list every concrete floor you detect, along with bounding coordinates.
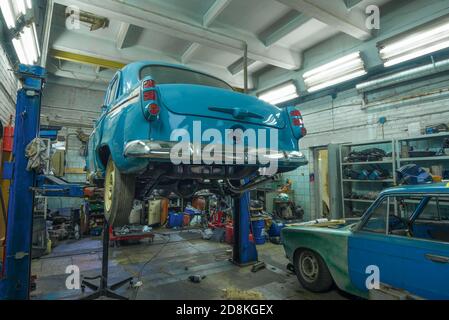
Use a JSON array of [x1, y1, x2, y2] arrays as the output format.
[[31, 229, 349, 300]]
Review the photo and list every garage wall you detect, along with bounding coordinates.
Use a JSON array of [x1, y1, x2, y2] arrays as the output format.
[[0, 43, 17, 125], [41, 81, 105, 128], [41, 81, 104, 212], [285, 72, 449, 221]]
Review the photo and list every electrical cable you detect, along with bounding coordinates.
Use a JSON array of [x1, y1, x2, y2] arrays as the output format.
[[130, 233, 172, 300]]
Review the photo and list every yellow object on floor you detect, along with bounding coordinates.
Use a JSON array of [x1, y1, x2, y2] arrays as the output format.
[[222, 288, 264, 300]]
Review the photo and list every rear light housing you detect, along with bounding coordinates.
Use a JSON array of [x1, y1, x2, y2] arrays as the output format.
[[141, 77, 159, 121], [286, 106, 306, 139]]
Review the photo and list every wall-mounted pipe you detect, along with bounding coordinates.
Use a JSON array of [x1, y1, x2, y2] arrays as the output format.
[[356, 58, 449, 92], [361, 87, 449, 110]]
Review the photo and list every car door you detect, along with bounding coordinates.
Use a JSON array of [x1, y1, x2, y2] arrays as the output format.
[[398, 196, 449, 299], [348, 196, 407, 294], [92, 73, 120, 169]]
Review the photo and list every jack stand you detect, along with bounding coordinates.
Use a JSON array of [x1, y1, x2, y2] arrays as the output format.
[[231, 190, 258, 266], [80, 221, 133, 300]]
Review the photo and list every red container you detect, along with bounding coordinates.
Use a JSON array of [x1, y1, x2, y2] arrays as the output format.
[[183, 214, 191, 227], [225, 224, 233, 244], [3, 125, 13, 152]]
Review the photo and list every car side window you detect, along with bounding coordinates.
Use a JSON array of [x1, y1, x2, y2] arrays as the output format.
[[361, 197, 390, 234], [417, 197, 449, 221], [106, 75, 120, 106]]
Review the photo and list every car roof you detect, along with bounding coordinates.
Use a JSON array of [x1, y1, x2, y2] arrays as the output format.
[[380, 182, 449, 196]]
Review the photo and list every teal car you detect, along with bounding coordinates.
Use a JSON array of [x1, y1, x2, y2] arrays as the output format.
[[282, 183, 449, 299], [87, 61, 308, 226]]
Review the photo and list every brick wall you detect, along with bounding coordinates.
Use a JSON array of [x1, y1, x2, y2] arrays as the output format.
[[0, 43, 17, 125]]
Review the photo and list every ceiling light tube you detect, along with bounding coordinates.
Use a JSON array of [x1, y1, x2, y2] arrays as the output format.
[[258, 82, 299, 105], [303, 52, 361, 79], [0, 0, 16, 29], [16, 0, 26, 15], [12, 37, 28, 64], [307, 70, 367, 93], [22, 25, 38, 64], [379, 17, 449, 67], [26, 0, 33, 9], [303, 51, 366, 92]]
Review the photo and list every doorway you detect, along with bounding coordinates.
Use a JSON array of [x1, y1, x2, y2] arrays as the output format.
[[313, 147, 330, 219]]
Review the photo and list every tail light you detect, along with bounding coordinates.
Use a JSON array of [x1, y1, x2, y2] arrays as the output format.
[[287, 106, 306, 139], [142, 78, 159, 121]]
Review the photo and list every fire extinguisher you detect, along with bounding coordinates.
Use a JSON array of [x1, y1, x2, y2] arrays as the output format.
[[2, 115, 13, 152]]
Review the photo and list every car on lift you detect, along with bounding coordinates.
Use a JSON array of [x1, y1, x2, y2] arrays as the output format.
[[282, 183, 449, 300], [87, 61, 307, 227]]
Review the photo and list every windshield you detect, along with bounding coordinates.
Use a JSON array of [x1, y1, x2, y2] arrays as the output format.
[[140, 65, 233, 91]]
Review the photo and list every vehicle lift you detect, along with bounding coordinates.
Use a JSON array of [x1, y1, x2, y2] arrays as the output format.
[[0, 64, 258, 300]]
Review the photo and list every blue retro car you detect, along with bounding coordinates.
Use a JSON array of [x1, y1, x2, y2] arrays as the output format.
[[87, 61, 307, 226], [282, 183, 449, 300]]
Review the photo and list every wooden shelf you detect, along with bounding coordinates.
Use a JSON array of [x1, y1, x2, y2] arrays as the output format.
[[399, 156, 449, 162]]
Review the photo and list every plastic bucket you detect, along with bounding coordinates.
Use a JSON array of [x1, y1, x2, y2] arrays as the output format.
[[269, 222, 285, 237], [168, 213, 183, 228], [251, 219, 266, 245]]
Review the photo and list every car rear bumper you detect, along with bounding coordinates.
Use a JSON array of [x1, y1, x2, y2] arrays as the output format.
[[123, 140, 307, 166]]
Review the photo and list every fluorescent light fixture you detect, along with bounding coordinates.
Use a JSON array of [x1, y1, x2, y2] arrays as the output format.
[[12, 37, 28, 64], [26, 0, 33, 9], [303, 51, 366, 92], [16, 0, 27, 15], [12, 22, 40, 65], [380, 17, 449, 67], [0, 0, 16, 28], [258, 82, 299, 105]]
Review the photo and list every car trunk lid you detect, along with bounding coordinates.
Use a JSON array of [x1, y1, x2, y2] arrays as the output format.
[[158, 84, 286, 129]]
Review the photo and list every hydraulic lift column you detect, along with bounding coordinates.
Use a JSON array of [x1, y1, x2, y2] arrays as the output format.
[[232, 190, 258, 266], [0, 65, 46, 300]]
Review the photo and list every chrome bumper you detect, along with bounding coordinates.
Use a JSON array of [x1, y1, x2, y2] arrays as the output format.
[[124, 140, 307, 165]]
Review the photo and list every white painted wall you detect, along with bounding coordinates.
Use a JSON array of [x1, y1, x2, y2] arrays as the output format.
[[0, 43, 18, 125]]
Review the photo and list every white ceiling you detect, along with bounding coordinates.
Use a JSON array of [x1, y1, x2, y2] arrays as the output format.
[[45, 0, 392, 90]]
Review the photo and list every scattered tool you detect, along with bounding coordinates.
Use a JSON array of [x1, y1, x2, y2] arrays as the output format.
[[188, 275, 206, 283], [251, 261, 266, 273]]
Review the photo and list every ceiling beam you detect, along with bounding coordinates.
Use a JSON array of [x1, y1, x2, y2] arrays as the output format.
[[53, 0, 301, 70], [276, 0, 372, 40], [181, 43, 201, 64], [344, 0, 363, 10], [116, 22, 131, 49], [50, 27, 253, 88], [228, 57, 256, 75], [203, 0, 232, 26], [258, 11, 310, 47], [182, 0, 232, 64]]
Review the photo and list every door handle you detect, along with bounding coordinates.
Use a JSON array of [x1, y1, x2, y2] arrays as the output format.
[[425, 254, 449, 264]]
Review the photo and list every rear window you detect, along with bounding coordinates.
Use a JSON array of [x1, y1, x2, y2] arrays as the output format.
[[140, 65, 233, 91]]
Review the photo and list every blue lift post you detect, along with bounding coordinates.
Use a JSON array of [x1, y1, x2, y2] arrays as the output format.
[[232, 190, 258, 266], [0, 65, 46, 300]]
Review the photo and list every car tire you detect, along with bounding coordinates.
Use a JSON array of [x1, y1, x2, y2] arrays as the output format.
[[104, 157, 136, 227], [294, 249, 333, 293]]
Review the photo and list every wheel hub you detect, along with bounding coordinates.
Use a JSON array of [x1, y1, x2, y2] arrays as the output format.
[[300, 252, 319, 283]]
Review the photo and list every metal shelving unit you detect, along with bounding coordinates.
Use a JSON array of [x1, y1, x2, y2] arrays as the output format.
[[396, 133, 449, 180], [339, 139, 397, 218]]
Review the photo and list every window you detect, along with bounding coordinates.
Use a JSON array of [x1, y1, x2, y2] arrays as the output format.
[[106, 76, 120, 106], [418, 197, 449, 221], [140, 65, 233, 91], [362, 197, 390, 234], [361, 196, 417, 235], [413, 196, 449, 243]]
